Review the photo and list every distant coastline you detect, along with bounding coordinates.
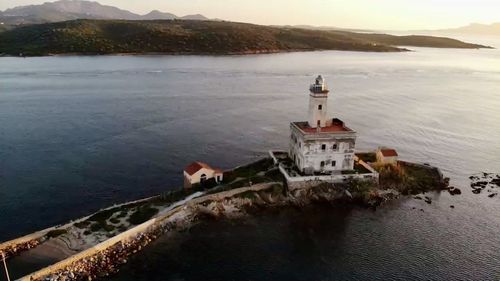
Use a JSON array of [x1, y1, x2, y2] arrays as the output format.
[[0, 19, 492, 57]]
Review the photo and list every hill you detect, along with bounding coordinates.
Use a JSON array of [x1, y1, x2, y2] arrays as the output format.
[[0, 0, 210, 27], [0, 19, 490, 56], [439, 23, 500, 36]]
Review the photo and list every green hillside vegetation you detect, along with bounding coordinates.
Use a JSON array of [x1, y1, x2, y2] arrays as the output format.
[[349, 33, 491, 49], [0, 19, 490, 56]]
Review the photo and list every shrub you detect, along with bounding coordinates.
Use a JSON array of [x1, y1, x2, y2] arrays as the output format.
[[87, 208, 116, 223], [46, 229, 67, 238], [264, 168, 284, 181], [128, 206, 159, 225], [74, 221, 90, 229], [90, 223, 102, 232]]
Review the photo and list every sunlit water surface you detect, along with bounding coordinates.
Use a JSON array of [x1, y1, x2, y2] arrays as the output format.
[[1, 36, 499, 280]]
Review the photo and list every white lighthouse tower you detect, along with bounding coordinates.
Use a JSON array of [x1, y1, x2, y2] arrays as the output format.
[[308, 75, 329, 128], [289, 75, 357, 175]]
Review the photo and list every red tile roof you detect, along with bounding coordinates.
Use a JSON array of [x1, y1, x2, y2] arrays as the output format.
[[184, 161, 213, 176], [380, 149, 398, 157], [294, 118, 353, 134]]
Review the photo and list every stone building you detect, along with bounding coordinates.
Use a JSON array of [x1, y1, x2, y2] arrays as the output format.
[[289, 75, 357, 175], [183, 161, 223, 189]]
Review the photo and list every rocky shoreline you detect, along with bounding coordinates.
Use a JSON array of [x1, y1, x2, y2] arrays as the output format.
[[5, 156, 453, 281], [21, 182, 387, 281]]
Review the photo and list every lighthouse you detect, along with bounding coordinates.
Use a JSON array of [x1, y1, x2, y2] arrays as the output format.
[[308, 75, 329, 128], [289, 75, 357, 175]]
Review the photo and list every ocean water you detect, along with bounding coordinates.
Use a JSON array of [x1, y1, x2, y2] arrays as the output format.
[[1, 36, 500, 280]]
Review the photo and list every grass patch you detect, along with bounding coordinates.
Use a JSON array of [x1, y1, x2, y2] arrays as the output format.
[[264, 168, 285, 181], [354, 163, 371, 174], [344, 179, 377, 201], [223, 158, 274, 183], [235, 190, 258, 200], [128, 206, 159, 225], [87, 208, 117, 223], [376, 162, 442, 194], [46, 229, 67, 238], [74, 221, 90, 229], [116, 210, 128, 218], [151, 188, 199, 207], [356, 152, 376, 163], [117, 225, 128, 232], [90, 223, 102, 232], [89, 221, 115, 233]]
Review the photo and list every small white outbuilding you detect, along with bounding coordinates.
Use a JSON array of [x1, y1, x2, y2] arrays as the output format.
[[183, 161, 223, 189], [376, 148, 399, 165]]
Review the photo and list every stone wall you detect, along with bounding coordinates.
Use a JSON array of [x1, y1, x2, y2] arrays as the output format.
[[17, 184, 278, 281], [278, 165, 378, 191]]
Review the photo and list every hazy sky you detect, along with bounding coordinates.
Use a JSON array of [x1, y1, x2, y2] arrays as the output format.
[[2, 0, 499, 30]]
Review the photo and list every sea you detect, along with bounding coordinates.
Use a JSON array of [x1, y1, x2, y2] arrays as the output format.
[[1, 34, 499, 280]]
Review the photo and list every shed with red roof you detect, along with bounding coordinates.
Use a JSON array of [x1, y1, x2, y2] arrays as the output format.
[[183, 161, 223, 189], [376, 148, 399, 165]]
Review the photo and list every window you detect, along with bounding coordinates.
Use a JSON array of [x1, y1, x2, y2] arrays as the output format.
[[317, 120, 321, 127], [200, 174, 207, 182], [320, 161, 325, 167], [318, 105, 322, 110], [332, 144, 337, 150], [332, 161, 336, 167], [321, 144, 326, 150]]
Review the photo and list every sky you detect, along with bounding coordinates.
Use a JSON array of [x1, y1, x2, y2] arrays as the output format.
[[1, 0, 499, 30]]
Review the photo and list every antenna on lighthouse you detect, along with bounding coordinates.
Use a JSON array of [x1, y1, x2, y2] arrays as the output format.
[[1, 252, 11, 281]]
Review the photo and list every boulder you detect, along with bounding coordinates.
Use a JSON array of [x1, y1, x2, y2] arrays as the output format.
[[448, 188, 462, 195], [472, 189, 481, 194], [491, 178, 500, 187], [450, 205, 455, 208], [488, 193, 497, 198]]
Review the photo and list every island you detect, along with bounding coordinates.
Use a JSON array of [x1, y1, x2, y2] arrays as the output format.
[[0, 19, 492, 56], [0, 76, 460, 281]]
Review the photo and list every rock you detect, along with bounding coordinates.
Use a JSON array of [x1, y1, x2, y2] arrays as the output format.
[[491, 178, 500, 187], [424, 198, 432, 204], [448, 188, 462, 195], [443, 177, 450, 185], [472, 189, 481, 194], [450, 205, 455, 208], [441, 185, 451, 190], [413, 196, 423, 200], [420, 209, 424, 212], [488, 193, 497, 198], [344, 190, 353, 199]]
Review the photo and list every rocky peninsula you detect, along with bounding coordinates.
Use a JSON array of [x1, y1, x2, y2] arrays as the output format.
[[1, 152, 453, 281]]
